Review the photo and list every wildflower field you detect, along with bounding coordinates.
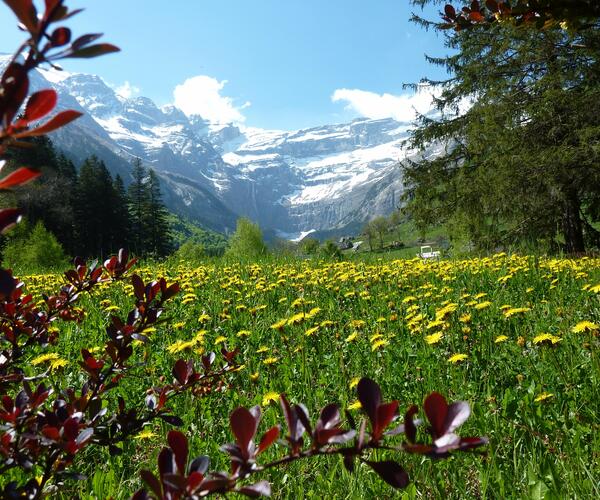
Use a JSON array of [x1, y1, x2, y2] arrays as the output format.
[[14, 254, 600, 498]]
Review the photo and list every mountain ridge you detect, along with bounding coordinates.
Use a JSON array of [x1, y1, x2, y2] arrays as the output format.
[[1, 56, 424, 238]]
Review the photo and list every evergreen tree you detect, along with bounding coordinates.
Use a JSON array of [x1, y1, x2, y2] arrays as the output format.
[[7, 137, 78, 255], [144, 169, 173, 257], [405, 3, 600, 252], [73, 156, 118, 257], [127, 158, 150, 255], [110, 174, 132, 253]]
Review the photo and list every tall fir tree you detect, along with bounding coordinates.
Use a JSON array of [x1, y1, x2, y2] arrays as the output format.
[[74, 156, 129, 258], [127, 158, 150, 255], [405, 2, 600, 252], [109, 174, 132, 253], [144, 168, 173, 257]]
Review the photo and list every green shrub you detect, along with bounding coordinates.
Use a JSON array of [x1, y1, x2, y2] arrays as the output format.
[[2, 221, 68, 271], [225, 217, 267, 260]]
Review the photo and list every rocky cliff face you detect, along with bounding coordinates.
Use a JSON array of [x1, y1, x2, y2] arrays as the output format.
[[1, 56, 422, 238]]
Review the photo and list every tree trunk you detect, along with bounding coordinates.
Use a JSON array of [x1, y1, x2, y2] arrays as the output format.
[[562, 188, 585, 254]]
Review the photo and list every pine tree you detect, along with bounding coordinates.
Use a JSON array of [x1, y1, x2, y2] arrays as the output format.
[[73, 156, 117, 257], [110, 174, 132, 253], [144, 169, 173, 257], [127, 158, 150, 255], [405, 4, 600, 252]]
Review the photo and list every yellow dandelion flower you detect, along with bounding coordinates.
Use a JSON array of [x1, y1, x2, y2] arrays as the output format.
[[350, 319, 366, 329], [347, 400, 362, 410], [134, 429, 157, 440], [448, 353, 468, 364], [495, 335, 509, 343], [459, 314, 471, 323], [166, 339, 196, 354], [198, 313, 211, 323], [503, 307, 531, 318], [532, 333, 562, 345], [305, 326, 319, 337], [237, 330, 251, 337], [588, 284, 600, 293], [49, 359, 68, 371], [571, 321, 599, 333], [263, 357, 279, 365], [349, 377, 360, 389], [474, 301, 492, 310], [320, 320, 335, 328], [534, 392, 554, 403], [271, 319, 287, 330], [250, 372, 259, 382], [32, 353, 60, 366], [256, 346, 269, 353], [425, 332, 443, 345], [173, 322, 186, 330], [345, 332, 358, 342], [371, 339, 389, 351], [214, 336, 227, 345], [262, 391, 280, 406]]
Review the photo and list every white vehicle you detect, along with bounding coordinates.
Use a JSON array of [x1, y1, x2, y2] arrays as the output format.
[[417, 245, 441, 260]]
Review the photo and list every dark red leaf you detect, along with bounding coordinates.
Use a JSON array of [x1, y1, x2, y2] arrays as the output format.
[[445, 401, 470, 434], [187, 471, 205, 492], [0, 63, 29, 126], [68, 43, 120, 59], [22, 89, 57, 122], [63, 417, 79, 441], [71, 33, 103, 49], [459, 436, 489, 450], [158, 447, 175, 478], [230, 407, 259, 456], [0, 167, 41, 190], [356, 378, 381, 429], [424, 392, 448, 438], [3, 0, 38, 33], [366, 460, 409, 489], [17, 110, 82, 137], [0, 268, 17, 300], [374, 400, 398, 439], [0, 208, 21, 234], [257, 426, 279, 454], [131, 274, 145, 300], [317, 403, 340, 430], [238, 481, 271, 498], [50, 27, 71, 47], [76, 427, 93, 446], [140, 469, 162, 498], [159, 414, 184, 427], [172, 359, 192, 385], [167, 430, 189, 474], [42, 426, 60, 440], [404, 405, 419, 443], [188, 455, 210, 475]]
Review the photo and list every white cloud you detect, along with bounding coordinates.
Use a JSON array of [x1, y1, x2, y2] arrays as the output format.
[[331, 86, 438, 123], [173, 75, 249, 124], [114, 81, 140, 99]]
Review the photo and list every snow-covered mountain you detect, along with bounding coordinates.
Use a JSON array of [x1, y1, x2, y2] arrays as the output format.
[[2, 57, 426, 238]]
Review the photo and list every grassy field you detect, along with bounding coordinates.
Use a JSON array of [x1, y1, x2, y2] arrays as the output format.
[[6, 253, 600, 498]]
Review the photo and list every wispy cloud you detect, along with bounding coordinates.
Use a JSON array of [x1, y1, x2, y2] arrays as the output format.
[[114, 81, 140, 99], [331, 86, 437, 122], [173, 75, 250, 124]]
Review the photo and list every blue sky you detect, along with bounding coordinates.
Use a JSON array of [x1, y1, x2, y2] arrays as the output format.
[[0, 1, 450, 130]]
